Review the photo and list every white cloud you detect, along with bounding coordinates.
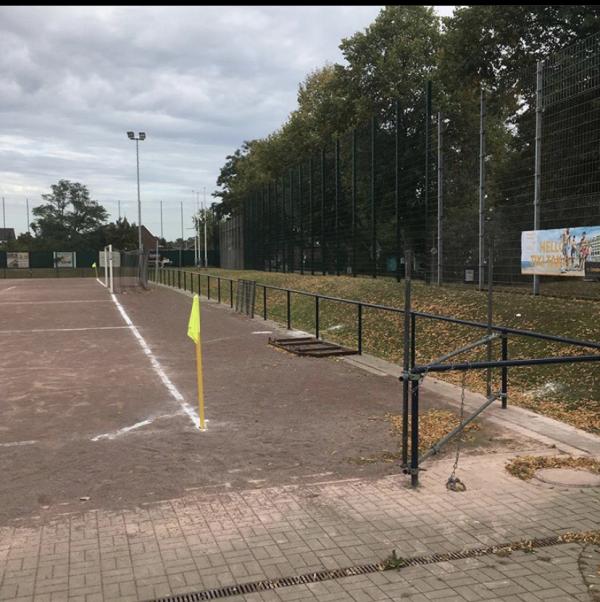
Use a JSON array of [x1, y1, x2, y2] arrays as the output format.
[[0, 6, 453, 239]]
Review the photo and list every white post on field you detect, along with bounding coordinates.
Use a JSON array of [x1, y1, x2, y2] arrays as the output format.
[[104, 247, 108, 287], [108, 244, 114, 293]]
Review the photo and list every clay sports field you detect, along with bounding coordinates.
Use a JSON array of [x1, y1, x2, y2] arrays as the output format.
[[0, 277, 531, 524]]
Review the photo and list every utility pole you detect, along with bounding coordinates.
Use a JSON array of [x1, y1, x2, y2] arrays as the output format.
[[160, 200, 163, 240], [193, 190, 200, 266], [2, 197, 5, 232], [203, 187, 208, 268], [196, 191, 200, 267], [180, 201, 184, 268], [26, 198, 30, 233], [118, 200, 121, 221], [126, 131, 146, 252]]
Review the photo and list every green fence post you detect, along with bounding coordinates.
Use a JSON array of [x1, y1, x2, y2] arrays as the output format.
[[321, 147, 326, 275], [334, 137, 340, 276], [352, 128, 357, 277], [371, 115, 376, 278]]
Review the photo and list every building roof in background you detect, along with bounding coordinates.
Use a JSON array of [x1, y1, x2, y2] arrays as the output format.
[[141, 225, 158, 249], [0, 228, 16, 241]]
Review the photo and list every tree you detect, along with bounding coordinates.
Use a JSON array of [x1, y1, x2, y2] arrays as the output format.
[[100, 217, 139, 251], [338, 5, 441, 123], [31, 180, 108, 249]]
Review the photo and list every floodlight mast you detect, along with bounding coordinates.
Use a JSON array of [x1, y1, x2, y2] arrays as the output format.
[[126, 131, 146, 252]]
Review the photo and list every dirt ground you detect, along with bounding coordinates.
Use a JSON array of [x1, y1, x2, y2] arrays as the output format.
[[0, 278, 539, 526]]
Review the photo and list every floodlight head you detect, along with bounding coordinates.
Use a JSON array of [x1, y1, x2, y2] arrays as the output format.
[[139, 132, 146, 140], [127, 131, 135, 139]]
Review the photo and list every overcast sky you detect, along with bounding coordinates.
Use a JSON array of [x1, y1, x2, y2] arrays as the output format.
[[0, 5, 455, 241]]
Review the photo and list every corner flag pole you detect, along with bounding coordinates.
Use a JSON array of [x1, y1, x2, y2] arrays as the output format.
[[187, 294, 206, 430]]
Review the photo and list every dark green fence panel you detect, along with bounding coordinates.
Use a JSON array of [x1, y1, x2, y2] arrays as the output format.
[[77, 249, 98, 268], [29, 251, 54, 268], [160, 250, 196, 267]]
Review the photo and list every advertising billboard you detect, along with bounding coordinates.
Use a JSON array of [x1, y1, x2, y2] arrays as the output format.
[[98, 251, 121, 268], [6, 252, 29, 268], [54, 251, 76, 268], [521, 226, 600, 277]]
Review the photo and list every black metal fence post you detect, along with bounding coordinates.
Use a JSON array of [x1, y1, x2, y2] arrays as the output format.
[[230, 280, 234, 308], [335, 137, 340, 276], [178, 269, 181, 289], [411, 312, 416, 368], [424, 79, 432, 284], [315, 296, 320, 339], [501, 331, 508, 409], [357, 304, 363, 354], [299, 164, 304, 275], [352, 128, 357, 277], [267, 183, 272, 272], [218, 277, 221, 303], [402, 250, 412, 468], [486, 239, 494, 398], [263, 286, 267, 320], [309, 157, 314, 275], [410, 377, 420, 487], [321, 148, 326, 275], [207, 275, 211, 299], [371, 115, 377, 278], [289, 168, 294, 272], [395, 98, 402, 283], [281, 176, 287, 273], [286, 290, 291, 329], [198, 273, 201, 296]]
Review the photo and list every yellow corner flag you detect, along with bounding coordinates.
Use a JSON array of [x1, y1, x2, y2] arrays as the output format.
[[187, 294, 201, 343], [187, 295, 206, 430]]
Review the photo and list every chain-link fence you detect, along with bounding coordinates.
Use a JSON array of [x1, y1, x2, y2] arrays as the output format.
[[239, 32, 600, 299]]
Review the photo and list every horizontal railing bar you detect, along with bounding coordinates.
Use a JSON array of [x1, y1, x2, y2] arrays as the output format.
[[413, 354, 600, 374], [178, 270, 600, 351], [412, 311, 600, 349]]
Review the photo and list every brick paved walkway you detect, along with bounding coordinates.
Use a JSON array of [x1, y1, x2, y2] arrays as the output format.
[[2, 280, 599, 601], [1, 452, 599, 601]]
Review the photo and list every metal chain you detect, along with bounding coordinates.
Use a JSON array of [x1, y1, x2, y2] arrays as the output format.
[[447, 371, 467, 492]]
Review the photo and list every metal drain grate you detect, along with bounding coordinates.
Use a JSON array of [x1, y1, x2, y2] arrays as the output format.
[[268, 336, 358, 357], [149, 534, 570, 601]]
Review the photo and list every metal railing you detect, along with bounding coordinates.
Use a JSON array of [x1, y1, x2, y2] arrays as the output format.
[[151, 266, 600, 486]]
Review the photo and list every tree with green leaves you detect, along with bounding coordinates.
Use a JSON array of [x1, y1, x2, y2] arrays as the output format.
[[31, 180, 108, 249], [100, 217, 139, 251]]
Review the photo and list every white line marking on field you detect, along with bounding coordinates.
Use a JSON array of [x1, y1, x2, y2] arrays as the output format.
[[0, 300, 111, 305], [91, 417, 156, 441], [109, 293, 202, 430], [0, 286, 16, 294], [0, 440, 38, 448], [0, 326, 130, 335], [96, 278, 107, 288], [252, 331, 272, 334]]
